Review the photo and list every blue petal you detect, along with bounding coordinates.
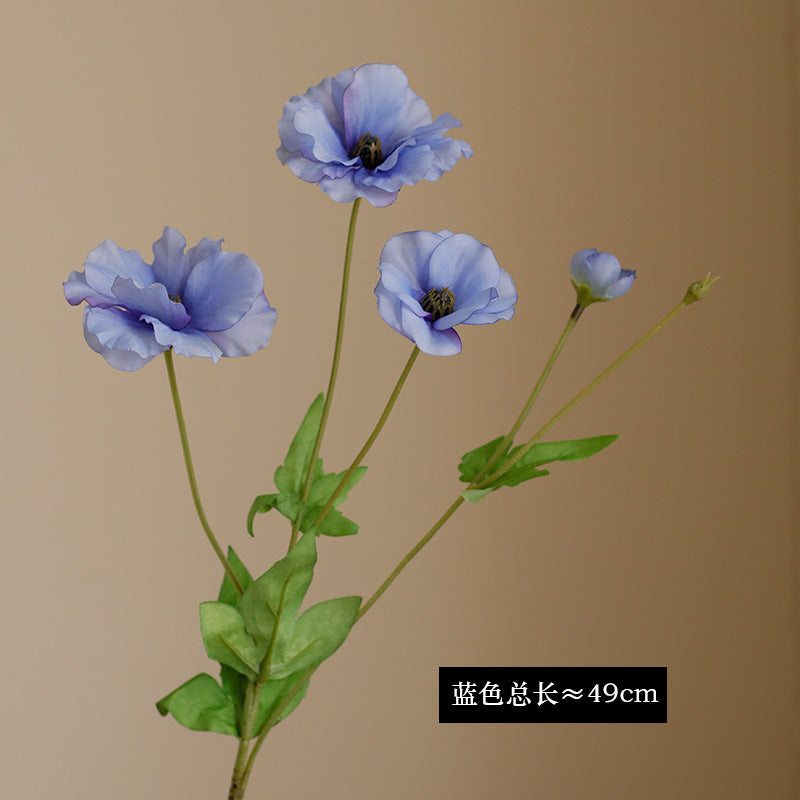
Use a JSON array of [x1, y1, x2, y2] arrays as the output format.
[[186, 236, 223, 269], [462, 268, 518, 324], [182, 251, 263, 332], [205, 292, 277, 357], [83, 239, 155, 297], [399, 306, 461, 355], [292, 103, 350, 163], [602, 269, 636, 300], [433, 287, 496, 329], [151, 227, 189, 297], [63, 270, 117, 308], [144, 317, 223, 362], [427, 234, 500, 299], [379, 230, 446, 292], [341, 64, 432, 153], [83, 306, 165, 371], [111, 277, 191, 330]]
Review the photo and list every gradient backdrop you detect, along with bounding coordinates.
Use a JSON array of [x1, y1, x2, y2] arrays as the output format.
[[2, 1, 797, 798]]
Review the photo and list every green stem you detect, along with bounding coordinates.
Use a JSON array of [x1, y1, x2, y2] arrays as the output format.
[[475, 297, 689, 488], [356, 495, 465, 621], [290, 198, 362, 549], [471, 310, 580, 485], [227, 681, 260, 799], [312, 346, 420, 528], [163, 349, 243, 596]]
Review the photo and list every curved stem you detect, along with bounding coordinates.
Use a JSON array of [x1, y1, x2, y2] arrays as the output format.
[[290, 198, 362, 549], [475, 298, 689, 488], [313, 346, 420, 528], [163, 349, 242, 595]]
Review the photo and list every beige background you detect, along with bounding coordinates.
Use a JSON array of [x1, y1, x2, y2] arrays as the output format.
[[1, 0, 797, 798]]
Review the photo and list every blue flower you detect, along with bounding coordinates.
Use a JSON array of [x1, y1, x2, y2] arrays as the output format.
[[374, 231, 517, 356], [64, 227, 277, 371], [570, 249, 635, 306], [277, 64, 472, 207]]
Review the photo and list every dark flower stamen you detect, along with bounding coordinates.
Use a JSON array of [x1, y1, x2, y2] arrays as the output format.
[[420, 286, 455, 321], [351, 132, 383, 168], [169, 293, 182, 304]]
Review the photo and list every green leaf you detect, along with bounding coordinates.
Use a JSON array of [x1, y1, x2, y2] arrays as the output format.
[[238, 533, 317, 659], [199, 602, 263, 680], [251, 670, 311, 735], [247, 494, 278, 537], [458, 436, 509, 483], [306, 466, 367, 509], [275, 394, 324, 495], [156, 673, 239, 736], [218, 547, 254, 607], [270, 595, 361, 680], [315, 508, 359, 537], [459, 434, 619, 502], [220, 663, 248, 723]]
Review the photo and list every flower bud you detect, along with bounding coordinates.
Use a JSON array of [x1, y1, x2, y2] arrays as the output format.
[[570, 249, 636, 307], [683, 273, 720, 305]]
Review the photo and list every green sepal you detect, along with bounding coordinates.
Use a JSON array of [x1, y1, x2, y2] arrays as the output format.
[[156, 673, 239, 736], [459, 435, 619, 502], [199, 602, 263, 681], [274, 394, 324, 495], [238, 533, 317, 659], [247, 494, 278, 537], [269, 595, 361, 681], [218, 547, 254, 607]]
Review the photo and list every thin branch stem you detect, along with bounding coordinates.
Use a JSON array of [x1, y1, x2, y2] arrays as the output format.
[[290, 198, 362, 549], [312, 346, 420, 528], [163, 349, 242, 595]]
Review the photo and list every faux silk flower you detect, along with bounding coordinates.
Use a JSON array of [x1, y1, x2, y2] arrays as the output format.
[[64, 227, 277, 371], [375, 231, 517, 356], [570, 249, 635, 306], [277, 63, 473, 207]]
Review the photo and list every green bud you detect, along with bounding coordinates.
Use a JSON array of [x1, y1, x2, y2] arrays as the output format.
[[683, 273, 720, 305]]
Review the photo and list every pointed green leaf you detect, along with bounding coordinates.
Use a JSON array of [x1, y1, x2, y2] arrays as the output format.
[[218, 547, 254, 607], [514, 435, 619, 467], [275, 493, 303, 525], [275, 394, 324, 495], [251, 670, 311, 735], [199, 602, 263, 680], [156, 673, 239, 736], [247, 494, 279, 537], [458, 436, 508, 483], [316, 508, 359, 537], [306, 466, 368, 509], [238, 533, 317, 657], [270, 595, 361, 680]]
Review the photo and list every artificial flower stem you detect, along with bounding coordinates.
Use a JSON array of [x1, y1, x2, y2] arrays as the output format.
[[475, 297, 690, 489], [290, 197, 362, 549], [163, 349, 243, 596], [471, 312, 579, 486], [356, 495, 465, 621], [313, 346, 420, 528], [228, 682, 260, 799]]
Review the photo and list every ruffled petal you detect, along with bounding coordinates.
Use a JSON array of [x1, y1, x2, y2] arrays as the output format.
[[63, 270, 117, 308], [399, 305, 461, 355], [83, 239, 155, 297], [151, 226, 189, 297], [111, 277, 191, 330], [182, 251, 263, 332], [186, 236, 223, 269], [341, 64, 432, 153], [461, 268, 518, 324], [433, 287, 497, 329], [144, 317, 223, 362], [83, 306, 165, 371], [428, 234, 500, 298], [379, 230, 446, 291], [205, 292, 277, 357]]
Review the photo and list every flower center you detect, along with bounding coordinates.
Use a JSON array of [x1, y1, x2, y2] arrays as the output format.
[[169, 293, 182, 304], [420, 286, 455, 321], [351, 132, 383, 169]]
